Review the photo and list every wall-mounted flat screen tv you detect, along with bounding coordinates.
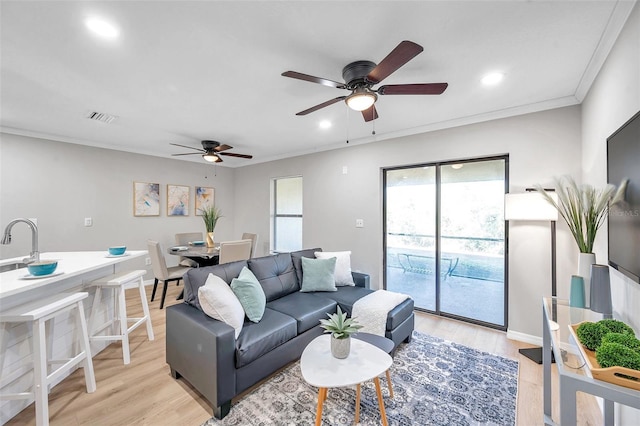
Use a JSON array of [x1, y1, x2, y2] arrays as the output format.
[[607, 110, 640, 283]]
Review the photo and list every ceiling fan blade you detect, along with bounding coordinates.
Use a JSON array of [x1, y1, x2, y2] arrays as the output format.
[[378, 83, 448, 95], [171, 152, 202, 156], [219, 152, 253, 159], [361, 105, 379, 122], [365, 40, 424, 85], [214, 144, 233, 152], [282, 71, 346, 89], [170, 143, 204, 152], [295, 96, 346, 116]]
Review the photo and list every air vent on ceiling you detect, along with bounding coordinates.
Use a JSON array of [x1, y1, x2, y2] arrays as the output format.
[[86, 111, 118, 124]]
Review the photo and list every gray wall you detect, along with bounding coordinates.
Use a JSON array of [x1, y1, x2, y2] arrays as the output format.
[[234, 106, 583, 338], [0, 135, 236, 270], [581, 3, 639, 423]]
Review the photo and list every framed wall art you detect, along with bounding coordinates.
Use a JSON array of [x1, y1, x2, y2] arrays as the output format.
[[133, 181, 160, 216], [195, 186, 215, 215], [167, 184, 190, 216]]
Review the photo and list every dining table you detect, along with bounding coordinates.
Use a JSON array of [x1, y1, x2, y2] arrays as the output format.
[[167, 245, 220, 266]]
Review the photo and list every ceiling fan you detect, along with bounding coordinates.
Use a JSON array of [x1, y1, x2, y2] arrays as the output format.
[[170, 140, 253, 163], [282, 40, 448, 122]]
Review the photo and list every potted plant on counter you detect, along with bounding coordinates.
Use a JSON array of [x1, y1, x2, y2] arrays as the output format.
[[319, 306, 363, 359], [201, 205, 223, 248]]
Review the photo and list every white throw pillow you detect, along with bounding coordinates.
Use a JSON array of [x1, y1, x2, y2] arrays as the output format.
[[198, 273, 245, 339], [314, 251, 355, 286]]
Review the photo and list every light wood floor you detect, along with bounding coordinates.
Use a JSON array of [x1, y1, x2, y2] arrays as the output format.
[[6, 283, 602, 425]]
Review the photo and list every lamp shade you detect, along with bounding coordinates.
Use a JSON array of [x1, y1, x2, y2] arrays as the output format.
[[504, 192, 558, 221]]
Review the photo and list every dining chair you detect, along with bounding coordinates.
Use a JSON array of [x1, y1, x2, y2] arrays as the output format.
[[218, 239, 252, 264], [241, 232, 259, 258], [147, 240, 192, 309], [175, 232, 204, 267]]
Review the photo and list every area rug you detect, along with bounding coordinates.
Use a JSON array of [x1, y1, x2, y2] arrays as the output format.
[[202, 331, 518, 426]]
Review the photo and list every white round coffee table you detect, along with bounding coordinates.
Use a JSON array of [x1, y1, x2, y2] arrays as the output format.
[[300, 334, 393, 426]]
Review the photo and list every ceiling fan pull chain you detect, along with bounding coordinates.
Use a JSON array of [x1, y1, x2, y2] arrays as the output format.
[[346, 106, 350, 144]]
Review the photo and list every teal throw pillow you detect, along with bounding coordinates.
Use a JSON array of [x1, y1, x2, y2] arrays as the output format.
[[231, 267, 266, 322], [300, 256, 337, 292]]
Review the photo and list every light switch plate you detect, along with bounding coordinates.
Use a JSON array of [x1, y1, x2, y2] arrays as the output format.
[[355, 219, 364, 228]]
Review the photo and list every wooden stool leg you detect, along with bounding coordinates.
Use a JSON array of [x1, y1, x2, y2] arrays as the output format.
[[315, 387, 327, 426], [75, 301, 96, 393], [33, 318, 49, 426], [137, 277, 154, 340], [374, 377, 388, 426], [385, 370, 394, 398], [355, 383, 361, 424], [117, 286, 131, 365]]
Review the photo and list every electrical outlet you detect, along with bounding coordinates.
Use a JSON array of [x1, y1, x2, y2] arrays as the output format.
[[145, 257, 151, 266], [356, 219, 364, 228], [84, 217, 93, 227]]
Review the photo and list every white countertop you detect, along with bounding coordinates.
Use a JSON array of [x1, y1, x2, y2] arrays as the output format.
[[0, 251, 147, 300]]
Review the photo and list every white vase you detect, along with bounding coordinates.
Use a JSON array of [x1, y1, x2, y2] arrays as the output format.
[[578, 252, 596, 308]]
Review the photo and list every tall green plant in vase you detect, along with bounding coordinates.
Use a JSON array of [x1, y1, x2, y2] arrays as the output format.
[[201, 205, 222, 248], [535, 176, 626, 300]]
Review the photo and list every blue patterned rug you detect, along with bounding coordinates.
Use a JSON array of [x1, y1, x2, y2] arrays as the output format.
[[203, 331, 518, 425]]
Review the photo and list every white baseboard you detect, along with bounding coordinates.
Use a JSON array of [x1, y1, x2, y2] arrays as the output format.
[[506, 329, 541, 346]]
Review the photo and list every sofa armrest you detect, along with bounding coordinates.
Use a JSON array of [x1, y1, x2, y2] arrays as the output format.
[[166, 303, 236, 412], [352, 271, 370, 289]]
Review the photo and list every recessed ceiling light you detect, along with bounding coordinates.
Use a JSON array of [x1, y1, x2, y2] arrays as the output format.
[[85, 17, 119, 39], [319, 120, 332, 129], [481, 72, 504, 86]]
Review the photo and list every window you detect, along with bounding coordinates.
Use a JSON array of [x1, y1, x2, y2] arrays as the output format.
[[271, 176, 302, 252]]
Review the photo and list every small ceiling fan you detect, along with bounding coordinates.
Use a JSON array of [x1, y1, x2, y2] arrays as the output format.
[[282, 40, 448, 122], [170, 140, 253, 163]]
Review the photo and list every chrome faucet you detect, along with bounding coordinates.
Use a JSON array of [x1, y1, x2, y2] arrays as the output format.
[[1, 218, 40, 264]]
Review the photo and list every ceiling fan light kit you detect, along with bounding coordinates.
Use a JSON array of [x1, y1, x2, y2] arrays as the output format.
[[202, 153, 220, 163], [345, 88, 377, 111], [282, 40, 448, 122]]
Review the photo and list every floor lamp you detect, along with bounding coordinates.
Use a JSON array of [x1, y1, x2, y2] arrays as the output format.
[[505, 189, 558, 364]]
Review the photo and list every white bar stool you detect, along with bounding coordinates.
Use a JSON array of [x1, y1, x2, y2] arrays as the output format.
[[87, 270, 154, 365], [0, 292, 96, 426]]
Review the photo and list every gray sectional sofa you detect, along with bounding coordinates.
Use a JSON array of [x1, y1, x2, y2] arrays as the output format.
[[165, 248, 414, 419]]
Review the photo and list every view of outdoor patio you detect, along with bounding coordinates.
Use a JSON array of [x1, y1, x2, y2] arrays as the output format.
[[384, 159, 506, 327]]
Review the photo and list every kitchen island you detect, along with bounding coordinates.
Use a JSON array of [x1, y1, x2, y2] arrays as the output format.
[[0, 250, 148, 423]]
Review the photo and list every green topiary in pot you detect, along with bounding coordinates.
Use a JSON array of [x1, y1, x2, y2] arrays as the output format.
[[596, 342, 640, 370], [577, 322, 610, 350], [601, 333, 640, 353], [598, 319, 635, 336]]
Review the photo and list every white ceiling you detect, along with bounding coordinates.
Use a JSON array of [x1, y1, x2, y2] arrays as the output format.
[[1, 1, 635, 167]]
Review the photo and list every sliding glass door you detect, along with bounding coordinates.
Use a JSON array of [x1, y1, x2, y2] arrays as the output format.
[[384, 157, 507, 328]]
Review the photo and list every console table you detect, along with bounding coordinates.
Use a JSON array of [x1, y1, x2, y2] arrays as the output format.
[[542, 297, 640, 425]]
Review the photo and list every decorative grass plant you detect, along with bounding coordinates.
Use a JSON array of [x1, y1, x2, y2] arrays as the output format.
[[201, 205, 222, 233]]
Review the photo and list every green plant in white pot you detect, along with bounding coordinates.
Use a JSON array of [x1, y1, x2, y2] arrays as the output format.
[[319, 306, 363, 359], [201, 205, 222, 248], [536, 176, 626, 300]]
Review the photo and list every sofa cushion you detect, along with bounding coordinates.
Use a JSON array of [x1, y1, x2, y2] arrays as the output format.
[[300, 257, 337, 292], [183, 260, 248, 311], [267, 292, 337, 334], [231, 267, 266, 323], [314, 251, 355, 286], [319, 285, 373, 317], [290, 248, 322, 285], [235, 308, 297, 368], [198, 274, 245, 339], [248, 253, 299, 302]]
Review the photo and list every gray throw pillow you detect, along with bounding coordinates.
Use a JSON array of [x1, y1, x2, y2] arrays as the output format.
[[231, 266, 266, 322], [300, 256, 337, 292]]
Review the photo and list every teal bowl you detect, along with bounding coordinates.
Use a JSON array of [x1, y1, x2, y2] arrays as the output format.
[[108, 246, 127, 256], [191, 241, 205, 247], [27, 261, 58, 276]]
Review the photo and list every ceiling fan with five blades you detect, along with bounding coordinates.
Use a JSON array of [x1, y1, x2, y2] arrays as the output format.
[[171, 140, 253, 163], [281, 40, 448, 122]]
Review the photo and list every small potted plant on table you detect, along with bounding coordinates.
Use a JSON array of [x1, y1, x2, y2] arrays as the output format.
[[201, 205, 222, 248], [319, 306, 363, 359]]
